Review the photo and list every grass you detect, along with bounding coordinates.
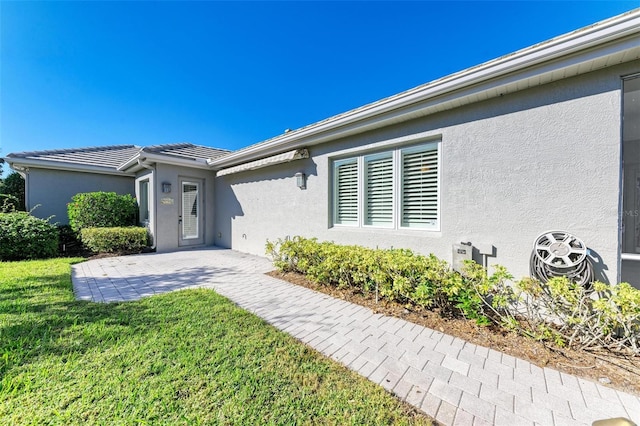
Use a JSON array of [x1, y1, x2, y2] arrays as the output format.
[[0, 258, 432, 425]]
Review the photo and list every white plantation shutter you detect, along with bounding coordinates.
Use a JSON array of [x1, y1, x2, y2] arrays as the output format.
[[182, 183, 199, 239], [365, 153, 393, 226], [334, 160, 358, 225], [401, 145, 439, 228]]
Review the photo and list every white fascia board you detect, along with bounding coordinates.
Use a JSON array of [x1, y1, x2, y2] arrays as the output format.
[[5, 158, 136, 177], [208, 10, 640, 169], [118, 152, 211, 172], [117, 153, 142, 172]]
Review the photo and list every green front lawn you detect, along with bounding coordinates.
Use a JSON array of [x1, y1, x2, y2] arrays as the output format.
[[0, 258, 431, 424]]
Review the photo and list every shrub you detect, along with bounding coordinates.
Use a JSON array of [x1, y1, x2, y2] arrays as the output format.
[[266, 236, 477, 318], [68, 192, 137, 232], [0, 194, 21, 213], [267, 236, 640, 356], [462, 261, 640, 355], [80, 227, 148, 253], [0, 212, 58, 261]]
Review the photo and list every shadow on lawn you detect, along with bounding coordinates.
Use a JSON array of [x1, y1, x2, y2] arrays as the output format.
[[0, 265, 234, 377]]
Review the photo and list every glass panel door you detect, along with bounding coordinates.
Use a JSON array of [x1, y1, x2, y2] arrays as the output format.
[[621, 76, 640, 288], [182, 181, 199, 240]]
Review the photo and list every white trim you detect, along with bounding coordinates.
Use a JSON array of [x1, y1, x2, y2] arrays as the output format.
[[621, 253, 640, 261], [5, 158, 136, 177], [135, 172, 155, 249], [118, 152, 211, 172], [215, 149, 309, 177], [181, 181, 200, 240], [331, 140, 442, 232]]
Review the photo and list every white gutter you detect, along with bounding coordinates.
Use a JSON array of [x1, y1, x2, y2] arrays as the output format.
[[208, 9, 640, 169], [4, 158, 136, 177]]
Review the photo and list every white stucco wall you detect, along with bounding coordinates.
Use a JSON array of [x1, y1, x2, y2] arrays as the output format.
[[215, 61, 640, 284], [24, 168, 134, 224]]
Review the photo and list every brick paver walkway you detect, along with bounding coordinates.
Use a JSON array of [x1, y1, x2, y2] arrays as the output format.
[[72, 247, 640, 426]]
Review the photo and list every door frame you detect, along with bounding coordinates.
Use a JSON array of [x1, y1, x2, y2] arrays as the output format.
[[179, 177, 205, 247]]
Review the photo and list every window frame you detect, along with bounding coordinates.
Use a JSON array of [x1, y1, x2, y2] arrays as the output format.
[[331, 140, 441, 231], [333, 158, 359, 226]]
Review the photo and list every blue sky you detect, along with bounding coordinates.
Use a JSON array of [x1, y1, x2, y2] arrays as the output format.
[[1, 1, 638, 174]]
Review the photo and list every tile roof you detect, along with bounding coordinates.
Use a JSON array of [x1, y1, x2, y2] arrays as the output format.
[[6, 143, 230, 171], [6, 145, 141, 169], [142, 143, 229, 161]]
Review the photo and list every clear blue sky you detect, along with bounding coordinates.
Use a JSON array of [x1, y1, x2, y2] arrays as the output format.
[[1, 1, 638, 173]]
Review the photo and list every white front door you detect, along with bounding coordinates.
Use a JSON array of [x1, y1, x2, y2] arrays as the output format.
[[179, 179, 204, 246]]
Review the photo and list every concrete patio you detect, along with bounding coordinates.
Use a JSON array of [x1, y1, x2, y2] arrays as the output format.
[[72, 247, 640, 426]]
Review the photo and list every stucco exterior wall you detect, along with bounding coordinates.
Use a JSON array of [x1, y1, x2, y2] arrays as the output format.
[[24, 168, 134, 224], [215, 61, 640, 283], [153, 163, 215, 253]]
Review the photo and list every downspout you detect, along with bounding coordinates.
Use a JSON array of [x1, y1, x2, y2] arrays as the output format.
[[138, 158, 157, 250]]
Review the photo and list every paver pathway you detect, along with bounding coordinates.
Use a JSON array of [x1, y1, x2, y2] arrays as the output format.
[[72, 247, 640, 426]]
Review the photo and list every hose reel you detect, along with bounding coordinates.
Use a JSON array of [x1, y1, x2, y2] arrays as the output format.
[[530, 231, 594, 287]]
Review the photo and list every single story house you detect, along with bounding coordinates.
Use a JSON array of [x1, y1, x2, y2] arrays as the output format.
[[5, 10, 640, 288]]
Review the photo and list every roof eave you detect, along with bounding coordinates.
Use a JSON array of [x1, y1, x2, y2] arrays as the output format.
[[208, 10, 640, 169], [118, 151, 212, 173], [4, 157, 136, 177]]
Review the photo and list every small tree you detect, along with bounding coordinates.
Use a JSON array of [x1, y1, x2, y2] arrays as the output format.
[[0, 172, 25, 211], [67, 192, 138, 232]]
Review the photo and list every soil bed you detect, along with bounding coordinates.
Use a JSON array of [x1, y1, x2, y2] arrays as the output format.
[[267, 270, 640, 396]]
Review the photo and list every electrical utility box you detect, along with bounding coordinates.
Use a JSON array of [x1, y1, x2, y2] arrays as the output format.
[[452, 243, 473, 273]]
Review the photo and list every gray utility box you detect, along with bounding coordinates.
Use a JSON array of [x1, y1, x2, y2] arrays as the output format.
[[452, 243, 473, 273]]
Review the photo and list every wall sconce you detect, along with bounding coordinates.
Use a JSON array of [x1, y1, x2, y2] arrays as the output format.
[[295, 172, 306, 190], [162, 182, 172, 193]]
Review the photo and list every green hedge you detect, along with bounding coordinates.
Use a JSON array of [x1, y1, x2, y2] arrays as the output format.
[[68, 192, 137, 232], [80, 227, 148, 253], [0, 212, 58, 261], [267, 236, 640, 355], [266, 236, 478, 319]]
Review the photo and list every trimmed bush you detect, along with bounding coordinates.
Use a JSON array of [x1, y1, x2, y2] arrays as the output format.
[[0, 212, 58, 260], [267, 236, 640, 355], [266, 236, 471, 317], [68, 192, 137, 232], [80, 227, 148, 253]]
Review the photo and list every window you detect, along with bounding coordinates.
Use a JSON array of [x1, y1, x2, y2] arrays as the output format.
[[332, 141, 440, 230], [138, 180, 150, 225], [365, 153, 393, 226], [401, 144, 439, 228], [334, 159, 358, 225]]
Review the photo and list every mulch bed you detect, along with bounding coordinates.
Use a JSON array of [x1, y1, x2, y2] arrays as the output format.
[[267, 270, 640, 396]]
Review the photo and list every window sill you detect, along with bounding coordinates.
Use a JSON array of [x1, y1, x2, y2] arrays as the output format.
[[328, 225, 442, 238]]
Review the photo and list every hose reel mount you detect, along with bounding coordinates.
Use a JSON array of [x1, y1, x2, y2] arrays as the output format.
[[530, 231, 594, 287]]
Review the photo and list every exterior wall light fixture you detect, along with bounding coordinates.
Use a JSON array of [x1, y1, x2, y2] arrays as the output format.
[[162, 182, 172, 193], [295, 172, 306, 190]]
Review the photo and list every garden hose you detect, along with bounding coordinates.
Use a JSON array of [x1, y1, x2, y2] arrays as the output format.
[[529, 231, 595, 288]]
